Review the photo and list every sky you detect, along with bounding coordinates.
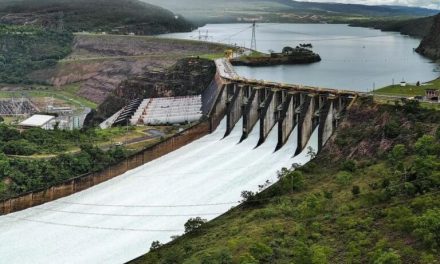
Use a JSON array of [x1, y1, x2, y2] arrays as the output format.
[[302, 0, 440, 9]]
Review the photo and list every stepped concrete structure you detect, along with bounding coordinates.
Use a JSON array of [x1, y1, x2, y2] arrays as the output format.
[[213, 59, 358, 154]]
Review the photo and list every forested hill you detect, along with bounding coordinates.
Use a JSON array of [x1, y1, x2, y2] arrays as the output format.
[[142, 0, 438, 23], [416, 14, 440, 60], [132, 99, 440, 263], [0, 0, 193, 35], [350, 16, 435, 38]]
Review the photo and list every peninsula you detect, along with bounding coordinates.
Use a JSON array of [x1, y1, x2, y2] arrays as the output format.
[[231, 46, 321, 67]]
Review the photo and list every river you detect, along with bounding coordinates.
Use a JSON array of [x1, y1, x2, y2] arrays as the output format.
[[161, 23, 440, 92]]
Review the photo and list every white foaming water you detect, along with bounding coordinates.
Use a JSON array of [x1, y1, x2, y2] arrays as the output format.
[[0, 118, 318, 264]]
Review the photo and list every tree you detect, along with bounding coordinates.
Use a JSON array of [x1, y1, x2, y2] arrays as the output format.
[[282, 46, 294, 54], [413, 209, 440, 249], [388, 144, 406, 167], [307, 146, 317, 159], [241, 190, 256, 202], [150, 240, 162, 251], [0, 153, 10, 178], [184, 217, 207, 234], [2, 139, 37, 155], [415, 135, 438, 156]]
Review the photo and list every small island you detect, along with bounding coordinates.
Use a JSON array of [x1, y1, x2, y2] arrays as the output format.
[[231, 45, 321, 67]]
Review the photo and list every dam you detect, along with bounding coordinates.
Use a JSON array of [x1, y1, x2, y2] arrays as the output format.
[[0, 118, 318, 263], [0, 60, 357, 263]]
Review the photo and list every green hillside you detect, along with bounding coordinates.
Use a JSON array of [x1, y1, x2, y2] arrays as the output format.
[[0, 25, 73, 84], [132, 98, 440, 264], [0, 0, 193, 35]]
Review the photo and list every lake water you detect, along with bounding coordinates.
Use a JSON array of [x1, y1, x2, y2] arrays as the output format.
[[161, 23, 439, 92]]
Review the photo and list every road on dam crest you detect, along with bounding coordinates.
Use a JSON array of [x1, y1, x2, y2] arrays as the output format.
[[0, 118, 318, 263]]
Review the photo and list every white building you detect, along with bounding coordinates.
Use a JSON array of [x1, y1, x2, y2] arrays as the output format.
[[19, 114, 56, 130]]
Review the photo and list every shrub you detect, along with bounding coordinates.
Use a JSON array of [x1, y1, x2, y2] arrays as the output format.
[[279, 170, 304, 193], [250, 242, 273, 262], [341, 160, 356, 172], [384, 120, 400, 139], [238, 253, 258, 264], [336, 171, 353, 186], [311, 244, 332, 264], [373, 250, 402, 264], [2, 139, 38, 155], [351, 185, 360, 197]]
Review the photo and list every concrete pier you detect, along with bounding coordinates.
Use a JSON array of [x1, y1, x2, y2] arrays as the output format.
[[241, 87, 260, 141], [225, 84, 244, 137]]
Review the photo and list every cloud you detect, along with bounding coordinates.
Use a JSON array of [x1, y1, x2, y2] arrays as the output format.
[[301, 0, 440, 9]]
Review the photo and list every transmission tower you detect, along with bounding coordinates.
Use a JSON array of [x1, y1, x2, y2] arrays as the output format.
[[57, 11, 65, 32], [250, 21, 257, 51]]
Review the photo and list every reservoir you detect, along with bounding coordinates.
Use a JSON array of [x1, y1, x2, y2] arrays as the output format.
[[162, 23, 440, 92]]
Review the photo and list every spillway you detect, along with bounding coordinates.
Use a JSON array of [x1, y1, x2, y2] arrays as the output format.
[[0, 118, 319, 264]]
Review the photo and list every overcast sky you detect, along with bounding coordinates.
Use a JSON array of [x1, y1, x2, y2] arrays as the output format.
[[302, 0, 440, 9]]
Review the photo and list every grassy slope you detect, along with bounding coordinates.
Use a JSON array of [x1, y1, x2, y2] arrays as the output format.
[[374, 78, 440, 97], [132, 99, 440, 264]]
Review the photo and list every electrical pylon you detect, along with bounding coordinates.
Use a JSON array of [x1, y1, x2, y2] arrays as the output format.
[[250, 21, 257, 51]]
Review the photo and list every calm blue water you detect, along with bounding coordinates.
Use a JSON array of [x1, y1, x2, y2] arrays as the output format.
[[161, 23, 439, 92]]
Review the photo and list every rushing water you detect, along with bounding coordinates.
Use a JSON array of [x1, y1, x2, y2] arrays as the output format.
[[0, 119, 318, 263], [161, 23, 440, 92]]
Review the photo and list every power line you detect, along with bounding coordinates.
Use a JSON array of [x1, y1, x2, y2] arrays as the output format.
[[3, 215, 184, 233], [53, 200, 240, 208], [229, 34, 391, 42], [32, 207, 224, 218], [5, 190, 439, 233]]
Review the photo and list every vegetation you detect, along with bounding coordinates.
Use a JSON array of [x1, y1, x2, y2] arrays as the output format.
[[349, 16, 435, 38], [0, 0, 193, 35], [0, 142, 127, 200], [132, 99, 440, 264], [0, 124, 135, 199], [0, 25, 73, 84]]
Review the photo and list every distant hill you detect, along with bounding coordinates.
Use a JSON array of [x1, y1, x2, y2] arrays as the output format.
[[350, 16, 435, 38], [417, 14, 440, 59], [280, 1, 438, 17], [0, 0, 193, 35], [141, 0, 438, 23]]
